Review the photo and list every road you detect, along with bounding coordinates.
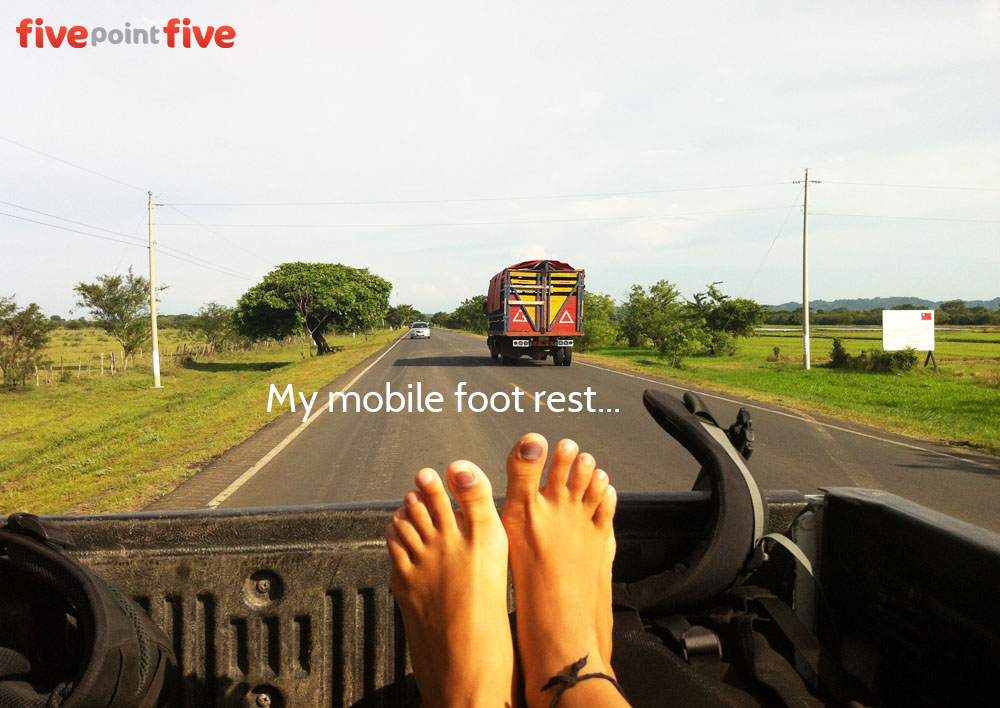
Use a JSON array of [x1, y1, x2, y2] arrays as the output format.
[[151, 329, 1000, 532]]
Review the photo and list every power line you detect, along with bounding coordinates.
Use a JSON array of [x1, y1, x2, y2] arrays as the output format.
[[0, 211, 147, 247], [0, 199, 148, 245], [0, 135, 148, 193], [163, 203, 266, 260], [160, 182, 793, 207], [154, 205, 793, 229], [812, 212, 1000, 224], [822, 180, 1000, 192], [0, 210, 254, 280], [739, 185, 806, 300], [0, 199, 254, 277]]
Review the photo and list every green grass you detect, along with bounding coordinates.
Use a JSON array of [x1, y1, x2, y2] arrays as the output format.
[[0, 329, 399, 514], [580, 332, 1000, 456]]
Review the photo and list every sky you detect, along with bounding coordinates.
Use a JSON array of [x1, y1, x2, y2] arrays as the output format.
[[2, 1, 999, 318]]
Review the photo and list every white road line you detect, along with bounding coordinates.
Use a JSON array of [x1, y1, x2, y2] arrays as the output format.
[[576, 360, 997, 469], [206, 336, 404, 509]]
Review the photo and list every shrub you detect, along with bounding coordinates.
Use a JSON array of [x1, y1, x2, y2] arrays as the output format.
[[827, 338, 918, 373]]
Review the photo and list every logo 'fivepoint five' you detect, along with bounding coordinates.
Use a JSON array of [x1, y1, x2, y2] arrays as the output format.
[[16, 18, 236, 48]]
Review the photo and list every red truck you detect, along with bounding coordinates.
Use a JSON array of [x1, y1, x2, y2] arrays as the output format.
[[484, 259, 584, 366]]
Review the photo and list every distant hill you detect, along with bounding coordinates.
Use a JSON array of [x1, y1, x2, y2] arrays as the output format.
[[769, 297, 1000, 312]]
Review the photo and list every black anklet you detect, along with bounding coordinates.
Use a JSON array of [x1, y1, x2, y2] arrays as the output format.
[[541, 654, 624, 707]]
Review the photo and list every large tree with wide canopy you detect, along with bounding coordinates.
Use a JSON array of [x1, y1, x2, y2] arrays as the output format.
[[235, 262, 391, 354]]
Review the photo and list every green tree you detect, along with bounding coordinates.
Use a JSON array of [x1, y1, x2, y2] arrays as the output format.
[[578, 292, 619, 351], [938, 300, 969, 325], [235, 262, 391, 354], [386, 304, 421, 329], [0, 296, 53, 389], [620, 281, 705, 366], [444, 295, 488, 334], [188, 302, 236, 348], [73, 268, 160, 358], [689, 283, 764, 355]]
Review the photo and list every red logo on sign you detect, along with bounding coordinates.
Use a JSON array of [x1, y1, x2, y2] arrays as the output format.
[[921, 313, 932, 320]]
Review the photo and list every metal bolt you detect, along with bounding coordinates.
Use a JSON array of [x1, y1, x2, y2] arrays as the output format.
[[256, 579, 271, 594], [255, 693, 271, 708]]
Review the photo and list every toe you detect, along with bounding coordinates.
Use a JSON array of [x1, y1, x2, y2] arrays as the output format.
[[582, 468, 610, 508], [403, 490, 436, 539], [392, 506, 425, 552], [415, 468, 457, 532], [542, 439, 578, 496], [385, 523, 413, 573], [567, 452, 596, 499], [446, 460, 499, 532], [504, 434, 548, 504], [594, 485, 618, 528]]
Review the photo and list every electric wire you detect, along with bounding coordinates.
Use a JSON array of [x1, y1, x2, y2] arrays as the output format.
[[161, 182, 793, 206], [0, 211, 253, 280], [822, 180, 1000, 192], [717, 184, 806, 333], [0, 199, 254, 278], [812, 212, 1000, 224], [162, 203, 266, 260], [153, 205, 793, 229], [0, 135, 148, 193]]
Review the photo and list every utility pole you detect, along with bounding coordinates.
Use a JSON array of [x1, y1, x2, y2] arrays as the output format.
[[794, 169, 821, 370], [148, 191, 163, 388]]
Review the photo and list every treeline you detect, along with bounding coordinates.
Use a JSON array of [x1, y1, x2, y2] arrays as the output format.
[[2, 261, 394, 389], [765, 300, 1000, 326], [431, 282, 766, 367]]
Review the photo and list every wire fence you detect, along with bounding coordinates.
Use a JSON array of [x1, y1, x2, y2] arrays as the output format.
[[2, 336, 308, 389]]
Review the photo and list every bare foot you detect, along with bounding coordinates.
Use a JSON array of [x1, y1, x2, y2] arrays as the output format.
[[386, 462, 517, 708], [501, 434, 624, 708]]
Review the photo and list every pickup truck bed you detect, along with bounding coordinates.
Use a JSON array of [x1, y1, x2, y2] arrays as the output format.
[[45, 488, 1000, 707]]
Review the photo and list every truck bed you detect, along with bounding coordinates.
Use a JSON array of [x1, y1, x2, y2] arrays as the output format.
[[42, 488, 1000, 707]]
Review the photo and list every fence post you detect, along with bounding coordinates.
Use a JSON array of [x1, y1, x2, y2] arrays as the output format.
[[78, 355, 82, 378], [35, 364, 39, 387], [48, 363, 53, 384]]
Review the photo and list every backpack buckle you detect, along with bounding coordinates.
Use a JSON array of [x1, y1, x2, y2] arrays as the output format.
[[3, 512, 75, 549], [653, 614, 723, 662]]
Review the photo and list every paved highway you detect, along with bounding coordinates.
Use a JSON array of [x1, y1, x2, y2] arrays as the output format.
[[151, 329, 1000, 531]]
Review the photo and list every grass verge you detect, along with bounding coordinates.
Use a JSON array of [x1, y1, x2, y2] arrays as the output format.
[[0, 330, 399, 515], [577, 332, 1000, 457]]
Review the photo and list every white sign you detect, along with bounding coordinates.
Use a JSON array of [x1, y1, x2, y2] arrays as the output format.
[[882, 310, 935, 351]]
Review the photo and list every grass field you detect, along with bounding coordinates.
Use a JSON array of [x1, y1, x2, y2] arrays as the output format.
[[0, 328, 399, 515], [582, 329, 1000, 456]]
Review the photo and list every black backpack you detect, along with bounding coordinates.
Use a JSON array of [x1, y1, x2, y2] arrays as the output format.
[[0, 512, 175, 708], [610, 390, 876, 708]]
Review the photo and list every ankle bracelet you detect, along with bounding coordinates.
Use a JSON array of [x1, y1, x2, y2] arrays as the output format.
[[541, 654, 625, 707]]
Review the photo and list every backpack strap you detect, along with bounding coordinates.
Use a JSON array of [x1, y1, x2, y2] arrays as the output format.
[[750, 594, 876, 708]]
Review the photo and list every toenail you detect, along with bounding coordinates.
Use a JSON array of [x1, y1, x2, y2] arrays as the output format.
[[596, 470, 608, 481], [520, 441, 543, 460], [404, 492, 419, 506], [453, 470, 477, 488], [416, 469, 435, 486]]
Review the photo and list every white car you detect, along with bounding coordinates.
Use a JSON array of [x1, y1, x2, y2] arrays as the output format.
[[408, 321, 431, 339]]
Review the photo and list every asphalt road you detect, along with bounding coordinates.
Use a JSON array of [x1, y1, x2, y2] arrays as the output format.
[[151, 329, 1000, 532]]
